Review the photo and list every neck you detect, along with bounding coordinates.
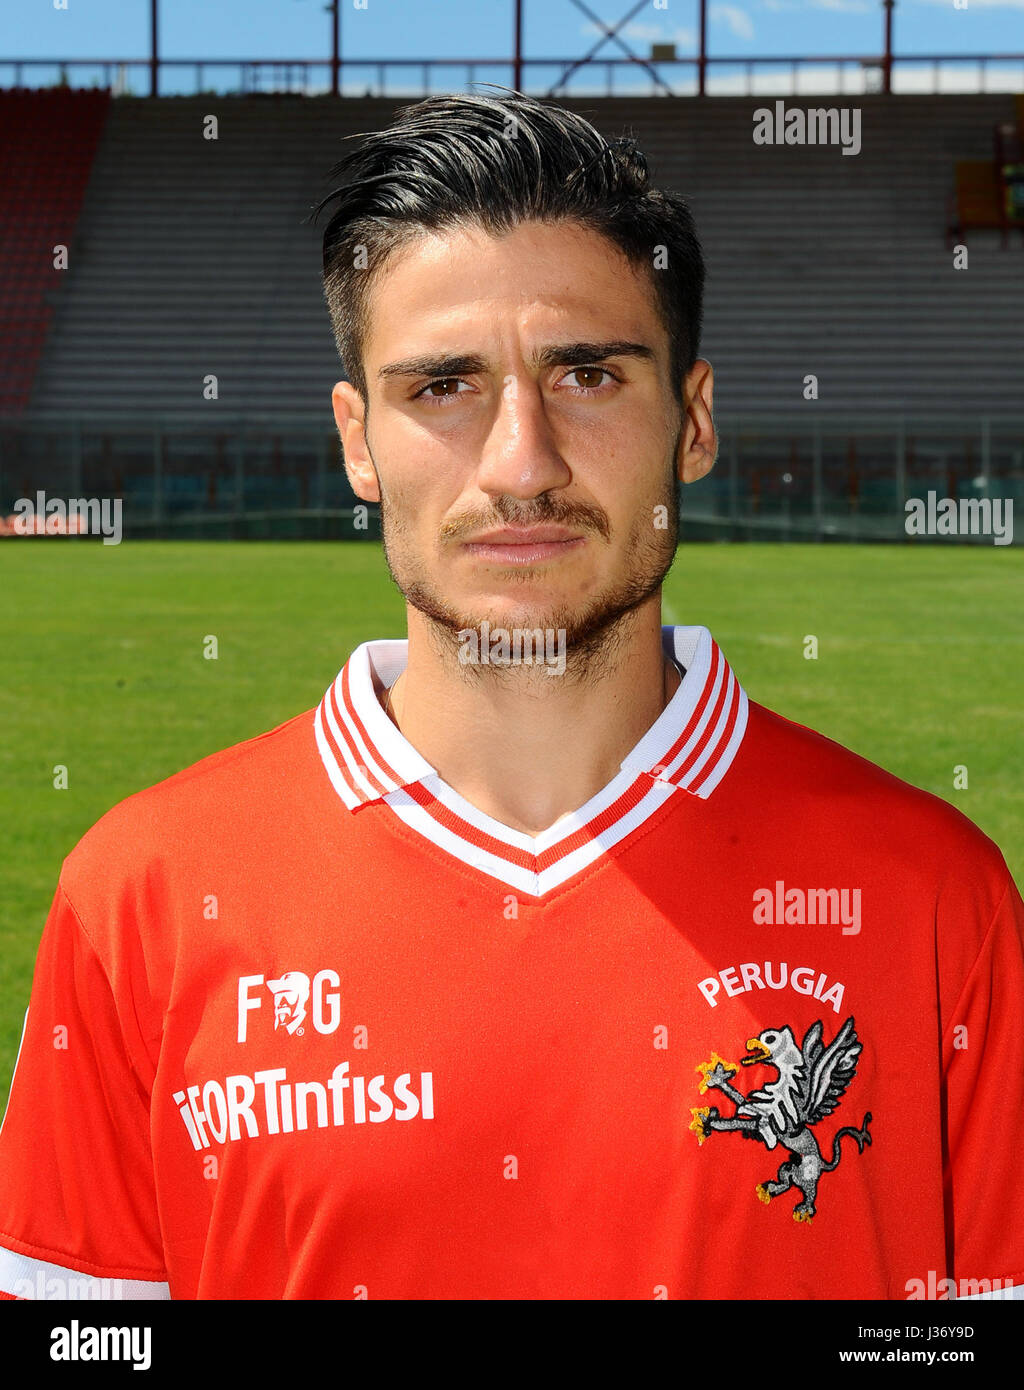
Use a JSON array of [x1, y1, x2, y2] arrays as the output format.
[[380, 596, 680, 836]]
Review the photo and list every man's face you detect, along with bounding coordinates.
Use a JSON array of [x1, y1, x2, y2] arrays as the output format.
[[333, 218, 715, 665]]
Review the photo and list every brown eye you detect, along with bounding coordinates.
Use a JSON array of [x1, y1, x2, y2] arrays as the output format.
[[414, 378, 470, 407], [562, 366, 616, 394]]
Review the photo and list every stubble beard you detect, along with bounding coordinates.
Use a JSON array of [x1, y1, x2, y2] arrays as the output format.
[[371, 440, 682, 688]]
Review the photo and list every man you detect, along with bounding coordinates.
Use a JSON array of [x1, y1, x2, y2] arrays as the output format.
[[0, 91, 1021, 1301]]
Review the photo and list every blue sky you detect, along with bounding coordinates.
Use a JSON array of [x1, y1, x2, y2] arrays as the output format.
[[4, 0, 1022, 92]]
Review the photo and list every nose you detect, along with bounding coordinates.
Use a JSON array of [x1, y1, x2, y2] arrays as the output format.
[[473, 374, 572, 502]]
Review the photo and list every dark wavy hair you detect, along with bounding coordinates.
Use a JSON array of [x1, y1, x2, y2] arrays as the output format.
[[311, 89, 704, 407]]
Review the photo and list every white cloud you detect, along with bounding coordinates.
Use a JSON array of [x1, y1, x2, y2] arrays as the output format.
[[812, 0, 873, 11], [758, 0, 891, 8], [711, 3, 757, 39], [758, 0, 1024, 8], [700, 62, 1023, 93], [909, 0, 1024, 7]]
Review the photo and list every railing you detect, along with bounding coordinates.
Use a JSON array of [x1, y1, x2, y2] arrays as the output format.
[[3, 54, 1024, 99], [0, 412, 1020, 544], [684, 414, 1023, 544]]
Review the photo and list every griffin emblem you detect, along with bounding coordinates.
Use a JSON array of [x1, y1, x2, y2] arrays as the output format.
[[690, 1016, 872, 1223]]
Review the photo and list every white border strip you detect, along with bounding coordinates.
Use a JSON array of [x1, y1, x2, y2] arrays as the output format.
[[0, 1243, 169, 1300], [954, 1281, 1023, 1300]]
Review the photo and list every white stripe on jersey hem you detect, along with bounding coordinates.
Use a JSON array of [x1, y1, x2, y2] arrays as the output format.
[[954, 1282, 1024, 1300], [0, 1244, 170, 1300]]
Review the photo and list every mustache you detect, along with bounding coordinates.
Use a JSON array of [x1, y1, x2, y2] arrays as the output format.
[[438, 495, 610, 543]]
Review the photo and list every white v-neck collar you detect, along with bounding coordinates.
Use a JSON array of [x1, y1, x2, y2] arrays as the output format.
[[314, 625, 748, 897]]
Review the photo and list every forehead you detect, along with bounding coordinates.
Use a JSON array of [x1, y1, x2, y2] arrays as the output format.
[[361, 219, 664, 367]]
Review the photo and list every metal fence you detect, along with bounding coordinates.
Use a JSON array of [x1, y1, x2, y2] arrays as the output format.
[[4, 55, 1024, 100], [0, 412, 1021, 544]]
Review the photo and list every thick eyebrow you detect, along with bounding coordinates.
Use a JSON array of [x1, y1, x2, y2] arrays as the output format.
[[376, 340, 656, 382]]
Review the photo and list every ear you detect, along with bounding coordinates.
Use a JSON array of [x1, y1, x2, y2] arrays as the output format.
[[332, 380, 380, 503], [675, 358, 717, 485]]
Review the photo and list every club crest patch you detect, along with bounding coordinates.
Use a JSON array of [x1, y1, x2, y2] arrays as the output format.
[[690, 1015, 872, 1223]]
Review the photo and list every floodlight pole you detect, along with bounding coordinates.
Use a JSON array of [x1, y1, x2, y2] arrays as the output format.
[[150, 0, 158, 97], [699, 0, 707, 96], [514, 0, 523, 93], [331, 0, 340, 96], [882, 0, 894, 94]]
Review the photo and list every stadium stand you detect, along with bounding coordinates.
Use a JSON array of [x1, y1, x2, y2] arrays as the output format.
[[947, 92, 1024, 247], [2, 88, 1021, 539], [0, 89, 110, 413], [10, 90, 1019, 418]]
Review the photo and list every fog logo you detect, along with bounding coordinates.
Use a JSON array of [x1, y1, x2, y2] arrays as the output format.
[[267, 972, 310, 1034], [752, 100, 862, 157], [237, 969, 341, 1041]]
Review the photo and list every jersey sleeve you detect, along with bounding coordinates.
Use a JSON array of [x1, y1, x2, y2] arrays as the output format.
[[942, 866, 1024, 1299], [0, 878, 169, 1299]]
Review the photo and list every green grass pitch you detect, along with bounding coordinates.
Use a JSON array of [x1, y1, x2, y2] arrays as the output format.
[[1, 540, 1021, 1110]]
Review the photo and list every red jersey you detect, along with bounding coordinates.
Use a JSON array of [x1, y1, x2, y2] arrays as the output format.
[[0, 625, 1022, 1300]]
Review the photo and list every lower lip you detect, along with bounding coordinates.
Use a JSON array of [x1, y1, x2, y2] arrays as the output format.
[[463, 537, 586, 565]]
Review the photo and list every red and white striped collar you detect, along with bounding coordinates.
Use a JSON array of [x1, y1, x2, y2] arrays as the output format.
[[313, 626, 748, 896]]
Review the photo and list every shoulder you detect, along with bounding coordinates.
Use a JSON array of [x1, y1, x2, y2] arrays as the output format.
[[738, 699, 1011, 892], [59, 706, 320, 905]]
